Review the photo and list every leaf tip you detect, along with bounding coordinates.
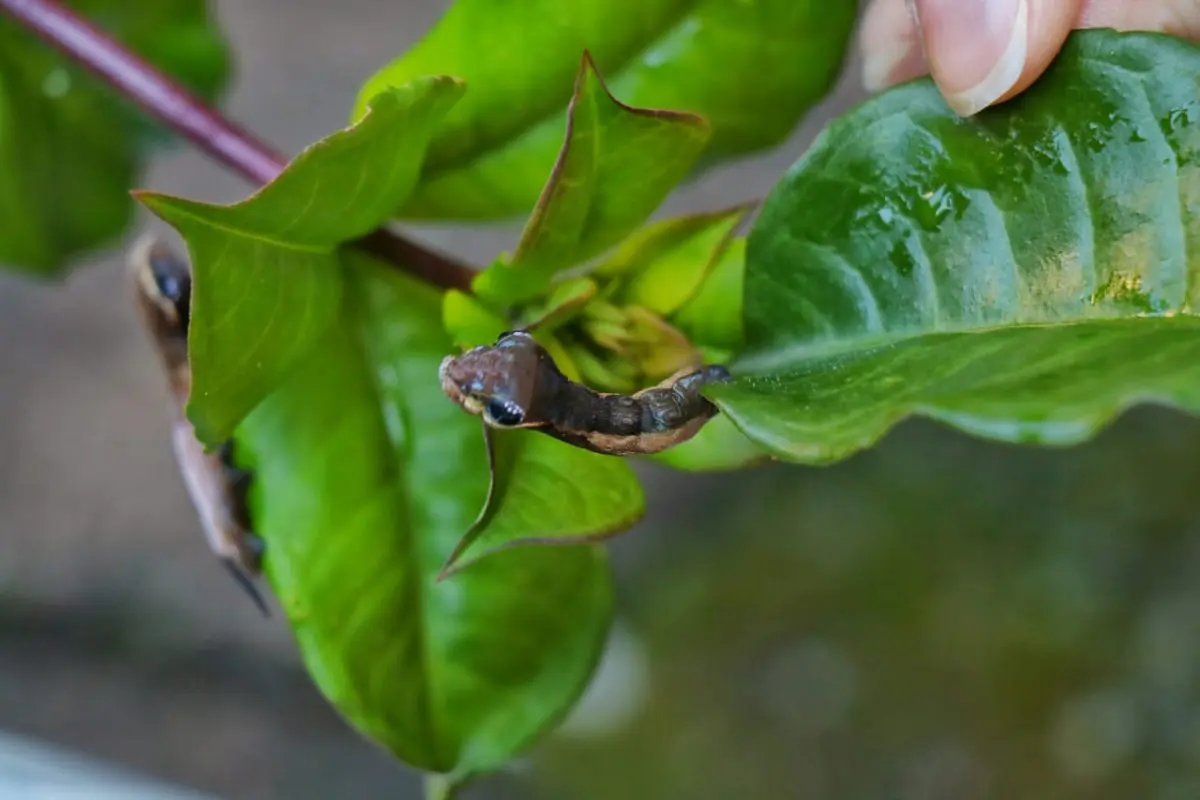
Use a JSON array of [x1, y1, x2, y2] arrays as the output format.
[[132, 189, 163, 212], [574, 47, 710, 137], [436, 541, 475, 583], [578, 48, 599, 76], [183, 386, 243, 452], [438, 74, 468, 93]]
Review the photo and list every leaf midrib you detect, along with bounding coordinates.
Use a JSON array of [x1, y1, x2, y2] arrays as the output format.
[[733, 312, 1200, 374], [141, 197, 332, 254], [344, 268, 450, 769]]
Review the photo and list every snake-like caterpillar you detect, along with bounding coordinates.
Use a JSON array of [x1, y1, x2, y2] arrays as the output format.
[[439, 331, 731, 456], [130, 237, 267, 614]]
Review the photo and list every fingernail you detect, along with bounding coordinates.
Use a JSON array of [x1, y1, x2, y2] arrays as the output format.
[[914, 0, 1028, 116]]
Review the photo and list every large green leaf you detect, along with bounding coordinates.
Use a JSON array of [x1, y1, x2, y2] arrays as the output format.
[[355, 0, 857, 219], [472, 55, 710, 306], [0, 0, 228, 275], [711, 30, 1200, 463], [139, 78, 464, 444], [441, 429, 645, 576], [236, 257, 614, 784]]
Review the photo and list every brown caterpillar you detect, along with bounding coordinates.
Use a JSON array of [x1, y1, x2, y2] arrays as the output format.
[[439, 330, 731, 456], [130, 237, 268, 615]]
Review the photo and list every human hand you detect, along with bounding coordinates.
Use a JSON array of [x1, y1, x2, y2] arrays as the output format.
[[860, 0, 1200, 116]]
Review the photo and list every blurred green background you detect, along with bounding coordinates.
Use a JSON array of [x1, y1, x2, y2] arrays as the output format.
[[3, 1, 1200, 798], [540, 408, 1200, 800]]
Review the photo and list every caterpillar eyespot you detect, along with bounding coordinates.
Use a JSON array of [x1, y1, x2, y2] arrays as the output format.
[[484, 397, 525, 427]]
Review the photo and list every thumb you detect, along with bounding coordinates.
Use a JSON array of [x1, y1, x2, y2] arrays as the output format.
[[914, 0, 1086, 115], [861, 0, 1085, 117]]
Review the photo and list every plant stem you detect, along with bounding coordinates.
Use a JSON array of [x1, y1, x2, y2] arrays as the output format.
[[424, 773, 457, 800], [0, 0, 475, 292]]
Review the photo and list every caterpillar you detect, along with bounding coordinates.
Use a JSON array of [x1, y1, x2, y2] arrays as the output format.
[[130, 237, 268, 615], [439, 331, 731, 456]]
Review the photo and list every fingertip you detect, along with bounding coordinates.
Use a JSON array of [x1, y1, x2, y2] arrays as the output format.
[[859, 0, 1087, 112], [992, 0, 1086, 106], [913, 0, 1028, 116], [1077, 0, 1200, 41]]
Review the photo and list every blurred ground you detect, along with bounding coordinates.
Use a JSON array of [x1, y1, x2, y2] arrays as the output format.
[[5, 2, 1200, 800], [0, 730, 216, 799]]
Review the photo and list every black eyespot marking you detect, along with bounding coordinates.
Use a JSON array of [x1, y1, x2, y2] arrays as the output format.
[[148, 251, 192, 333], [498, 329, 534, 343], [155, 272, 184, 301], [149, 254, 189, 303], [439, 329, 729, 455], [485, 398, 525, 427]]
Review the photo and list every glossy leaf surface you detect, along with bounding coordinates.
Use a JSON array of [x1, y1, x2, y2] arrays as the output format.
[[140, 79, 464, 443], [713, 31, 1200, 463], [236, 258, 614, 783], [356, 0, 857, 219], [472, 55, 709, 306], [0, 0, 228, 275]]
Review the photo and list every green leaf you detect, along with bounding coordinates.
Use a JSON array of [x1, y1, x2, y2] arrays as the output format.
[[647, 413, 769, 472], [604, 203, 752, 316], [138, 78, 465, 444], [472, 54, 710, 307], [356, 0, 857, 219], [0, 0, 229, 275], [236, 258, 614, 783], [587, 221, 757, 471], [711, 30, 1200, 464], [517, 277, 598, 332], [671, 236, 746, 353], [443, 289, 509, 349], [441, 428, 645, 576]]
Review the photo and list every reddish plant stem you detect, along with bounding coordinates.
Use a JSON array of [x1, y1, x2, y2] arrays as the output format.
[[0, 0, 475, 292]]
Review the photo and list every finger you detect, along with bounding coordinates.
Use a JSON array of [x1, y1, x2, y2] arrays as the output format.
[[913, 0, 1086, 117], [861, 0, 928, 92], [1077, 0, 1200, 40], [860, 0, 1200, 112]]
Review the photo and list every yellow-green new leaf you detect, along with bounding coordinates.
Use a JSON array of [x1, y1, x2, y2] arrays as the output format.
[[671, 236, 747, 353], [355, 0, 857, 219], [605, 203, 753, 316], [473, 54, 710, 307]]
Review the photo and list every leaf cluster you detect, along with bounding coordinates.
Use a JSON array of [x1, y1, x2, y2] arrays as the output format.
[[4, 0, 1199, 792]]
